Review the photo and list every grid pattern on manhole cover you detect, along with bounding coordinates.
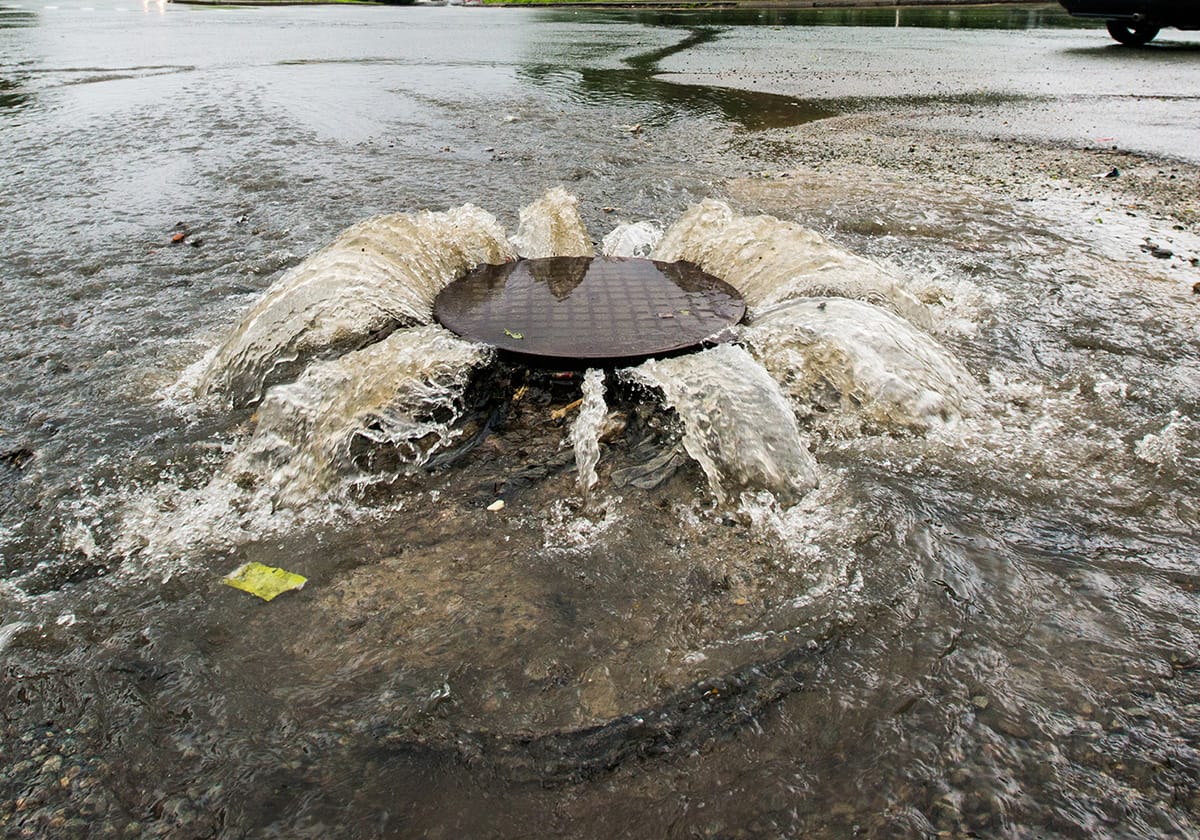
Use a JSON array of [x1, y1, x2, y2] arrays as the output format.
[[433, 256, 745, 362]]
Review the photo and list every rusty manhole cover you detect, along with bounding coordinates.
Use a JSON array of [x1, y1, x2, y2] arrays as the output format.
[[433, 256, 745, 365]]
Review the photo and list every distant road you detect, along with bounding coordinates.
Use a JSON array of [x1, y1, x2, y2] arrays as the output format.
[[658, 16, 1200, 163]]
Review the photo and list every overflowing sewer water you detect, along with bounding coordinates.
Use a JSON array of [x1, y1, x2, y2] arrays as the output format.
[[3, 3, 1200, 838]]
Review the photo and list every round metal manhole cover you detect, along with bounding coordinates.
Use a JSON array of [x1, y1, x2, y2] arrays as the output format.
[[433, 256, 746, 365]]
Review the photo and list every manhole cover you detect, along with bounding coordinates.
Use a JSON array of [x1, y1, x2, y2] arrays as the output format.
[[433, 256, 745, 366]]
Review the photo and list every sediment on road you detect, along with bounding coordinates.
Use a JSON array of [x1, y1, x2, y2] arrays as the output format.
[[778, 115, 1199, 226], [725, 110, 1200, 296]]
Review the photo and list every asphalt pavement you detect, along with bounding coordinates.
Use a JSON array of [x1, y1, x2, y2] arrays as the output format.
[[661, 20, 1200, 163]]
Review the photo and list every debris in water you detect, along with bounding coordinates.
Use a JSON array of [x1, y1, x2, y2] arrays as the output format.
[[504, 328, 525, 340], [487, 499, 506, 512], [611, 444, 686, 490], [599, 411, 627, 443], [171, 232, 187, 244], [551, 398, 584, 421], [223, 562, 308, 601]]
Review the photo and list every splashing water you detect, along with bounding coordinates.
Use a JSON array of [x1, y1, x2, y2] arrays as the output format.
[[111, 327, 491, 567], [509, 186, 594, 258], [627, 344, 819, 505], [569, 369, 607, 500], [744, 296, 981, 432], [234, 325, 491, 504], [600, 221, 663, 258], [653, 199, 930, 328], [198, 205, 513, 407]]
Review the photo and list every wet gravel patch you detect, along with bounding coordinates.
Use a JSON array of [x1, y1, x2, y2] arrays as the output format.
[[727, 111, 1200, 293]]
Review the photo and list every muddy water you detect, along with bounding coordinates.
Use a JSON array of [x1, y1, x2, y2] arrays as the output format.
[[3, 3, 1200, 839]]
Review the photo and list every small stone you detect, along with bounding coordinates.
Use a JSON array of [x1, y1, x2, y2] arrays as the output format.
[[1150, 248, 1173, 259], [40, 755, 63, 774], [598, 412, 627, 443], [486, 499, 505, 512], [970, 695, 990, 710], [1192, 281, 1200, 295]]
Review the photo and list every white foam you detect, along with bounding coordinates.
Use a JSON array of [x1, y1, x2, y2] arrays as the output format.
[[601, 221, 663, 258], [236, 325, 490, 505], [745, 297, 981, 432], [198, 205, 513, 407], [570, 369, 607, 499], [653, 199, 929, 327], [510, 187, 594, 258]]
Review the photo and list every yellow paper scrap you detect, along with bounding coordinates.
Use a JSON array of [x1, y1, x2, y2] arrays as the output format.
[[222, 562, 307, 602]]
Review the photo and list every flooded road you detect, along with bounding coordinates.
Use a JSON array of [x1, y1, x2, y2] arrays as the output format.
[[2, 2, 1200, 837]]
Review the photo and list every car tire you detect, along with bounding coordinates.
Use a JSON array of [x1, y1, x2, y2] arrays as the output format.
[[1106, 19, 1161, 45]]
